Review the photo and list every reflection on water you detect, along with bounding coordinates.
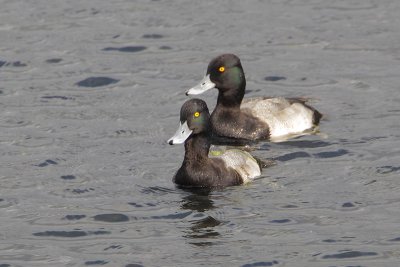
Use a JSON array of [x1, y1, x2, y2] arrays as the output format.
[[180, 190, 222, 246], [180, 188, 213, 212]]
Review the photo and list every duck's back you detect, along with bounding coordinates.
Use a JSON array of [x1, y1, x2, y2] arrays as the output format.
[[211, 148, 261, 184], [241, 97, 319, 141]]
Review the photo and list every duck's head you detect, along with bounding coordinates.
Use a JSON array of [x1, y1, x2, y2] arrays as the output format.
[[168, 99, 211, 145], [186, 54, 245, 96]]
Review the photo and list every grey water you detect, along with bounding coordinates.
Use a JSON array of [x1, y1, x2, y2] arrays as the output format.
[[1, 0, 400, 266]]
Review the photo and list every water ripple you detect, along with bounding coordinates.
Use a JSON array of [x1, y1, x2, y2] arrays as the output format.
[[242, 261, 279, 267], [32, 230, 111, 238], [321, 250, 378, 259], [0, 116, 31, 128], [93, 214, 129, 223], [102, 46, 147, 53], [76, 77, 119, 87]]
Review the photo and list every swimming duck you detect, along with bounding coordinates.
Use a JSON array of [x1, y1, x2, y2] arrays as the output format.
[[186, 54, 322, 142], [168, 98, 263, 188]]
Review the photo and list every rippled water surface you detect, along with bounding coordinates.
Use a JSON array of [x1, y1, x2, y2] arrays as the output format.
[[1, 0, 400, 266]]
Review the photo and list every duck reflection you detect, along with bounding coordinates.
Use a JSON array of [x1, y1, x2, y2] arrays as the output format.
[[180, 189, 222, 246], [180, 188, 213, 211]]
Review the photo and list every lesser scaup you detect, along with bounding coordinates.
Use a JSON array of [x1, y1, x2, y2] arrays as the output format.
[[168, 99, 263, 188], [186, 54, 322, 142]]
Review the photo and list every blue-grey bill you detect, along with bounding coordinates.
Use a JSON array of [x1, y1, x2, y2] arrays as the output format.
[[185, 74, 216, 95], [168, 121, 193, 145]]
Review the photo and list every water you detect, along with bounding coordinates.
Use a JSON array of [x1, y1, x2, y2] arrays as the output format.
[[1, 0, 400, 266]]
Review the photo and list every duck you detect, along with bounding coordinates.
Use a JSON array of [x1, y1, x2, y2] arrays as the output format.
[[186, 54, 322, 143], [168, 98, 264, 188]]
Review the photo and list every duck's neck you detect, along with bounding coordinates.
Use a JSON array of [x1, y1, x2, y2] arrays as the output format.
[[183, 133, 210, 163], [216, 74, 246, 109]]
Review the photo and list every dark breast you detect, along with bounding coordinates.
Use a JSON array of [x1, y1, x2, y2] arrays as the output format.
[[211, 109, 270, 141], [174, 159, 243, 187]]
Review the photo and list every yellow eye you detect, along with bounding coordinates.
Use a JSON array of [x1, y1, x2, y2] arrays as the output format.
[[194, 112, 200, 117], [218, 66, 225, 73]]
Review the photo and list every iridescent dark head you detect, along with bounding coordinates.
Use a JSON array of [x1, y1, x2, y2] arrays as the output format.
[[186, 54, 245, 96], [180, 98, 210, 134], [168, 99, 211, 145]]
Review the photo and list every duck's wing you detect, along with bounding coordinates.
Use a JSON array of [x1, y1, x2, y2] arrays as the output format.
[[286, 97, 323, 125], [210, 148, 261, 184], [241, 97, 320, 141], [242, 97, 293, 112]]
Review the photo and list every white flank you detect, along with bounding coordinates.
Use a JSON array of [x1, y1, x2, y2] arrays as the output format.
[[210, 148, 261, 184], [241, 97, 314, 139]]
